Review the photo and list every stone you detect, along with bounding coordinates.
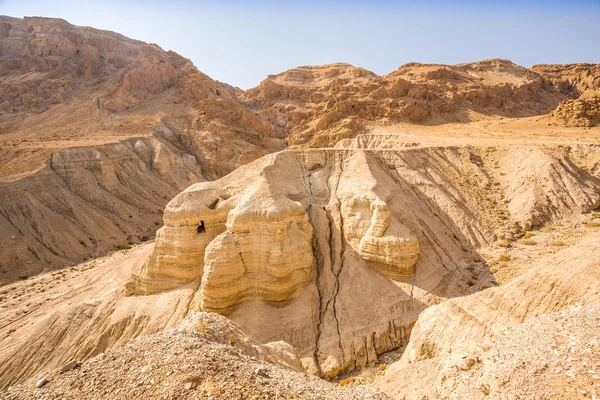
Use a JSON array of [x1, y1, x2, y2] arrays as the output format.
[[60, 360, 79, 373], [35, 378, 48, 388]]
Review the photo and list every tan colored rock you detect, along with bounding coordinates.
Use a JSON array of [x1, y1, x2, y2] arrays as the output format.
[[126, 175, 315, 313]]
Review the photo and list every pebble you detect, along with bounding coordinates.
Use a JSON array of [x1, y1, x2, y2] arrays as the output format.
[[61, 360, 79, 373], [184, 382, 193, 390], [35, 378, 48, 388]]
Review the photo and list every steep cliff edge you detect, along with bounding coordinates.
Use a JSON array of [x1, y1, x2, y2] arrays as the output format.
[[0, 136, 203, 284]]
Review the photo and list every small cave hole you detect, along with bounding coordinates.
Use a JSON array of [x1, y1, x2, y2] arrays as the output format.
[[197, 221, 205, 234]]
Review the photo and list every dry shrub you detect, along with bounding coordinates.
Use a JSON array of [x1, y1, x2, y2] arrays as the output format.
[[498, 254, 511, 262]]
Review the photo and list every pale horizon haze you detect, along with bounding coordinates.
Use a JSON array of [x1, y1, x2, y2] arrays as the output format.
[[1, 0, 599, 89]]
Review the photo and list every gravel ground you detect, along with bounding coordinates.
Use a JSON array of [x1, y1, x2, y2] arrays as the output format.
[[1, 313, 388, 400], [433, 304, 600, 399]]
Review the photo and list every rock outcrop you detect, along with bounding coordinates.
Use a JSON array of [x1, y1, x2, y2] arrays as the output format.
[[375, 229, 600, 400], [244, 59, 597, 148], [1, 141, 600, 388], [0, 137, 203, 284], [126, 176, 315, 313], [0, 16, 285, 282], [125, 142, 600, 378], [1, 16, 599, 284], [548, 98, 600, 127]]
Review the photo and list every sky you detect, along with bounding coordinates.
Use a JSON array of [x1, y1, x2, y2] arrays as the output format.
[[1, 0, 599, 89]]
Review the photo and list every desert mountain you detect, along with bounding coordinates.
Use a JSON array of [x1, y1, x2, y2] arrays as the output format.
[[1, 17, 599, 285], [1, 15, 600, 400], [0, 16, 285, 283]]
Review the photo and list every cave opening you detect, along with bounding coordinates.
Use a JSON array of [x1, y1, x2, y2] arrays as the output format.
[[197, 221, 205, 234]]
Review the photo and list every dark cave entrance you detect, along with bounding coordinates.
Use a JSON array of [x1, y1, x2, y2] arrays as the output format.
[[197, 221, 205, 234]]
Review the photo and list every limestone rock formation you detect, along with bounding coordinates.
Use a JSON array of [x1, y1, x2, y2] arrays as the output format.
[[125, 149, 423, 310], [548, 98, 600, 127], [2, 16, 599, 284], [125, 141, 600, 378], [0, 137, 203, 284], [1, 140, 600, 389], [531, 63, 600, 98], [126, 176, 315, 313], [244, 59, 597, 148], [375, 229, 600, 400], [343, 193, 418, 279], [0, 16, 285, 281]]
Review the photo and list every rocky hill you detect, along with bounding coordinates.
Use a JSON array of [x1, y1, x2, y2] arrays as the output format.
[[2, 312, 387, 399], [1, 16, 599, 284], [1, 17, 600, 399], [1, 137, 599, 392], [0, 16, 285, 283], [244, 59, 600, 147]]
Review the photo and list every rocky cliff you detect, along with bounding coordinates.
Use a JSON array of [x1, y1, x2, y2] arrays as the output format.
[[0, 140, 599, 389]]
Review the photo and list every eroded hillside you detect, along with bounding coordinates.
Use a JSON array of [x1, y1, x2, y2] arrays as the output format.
[[1, 16, 600, 284], [1, 137, 599, 396]]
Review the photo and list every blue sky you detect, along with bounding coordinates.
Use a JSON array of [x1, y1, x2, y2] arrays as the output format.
[[1, 0, 599, 89]]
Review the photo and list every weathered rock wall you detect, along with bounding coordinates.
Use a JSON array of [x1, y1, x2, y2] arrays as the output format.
[[0, 137, 203, 283]]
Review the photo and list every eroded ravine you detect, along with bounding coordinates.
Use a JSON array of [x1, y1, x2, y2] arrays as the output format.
[[1, 142, 600, 389]]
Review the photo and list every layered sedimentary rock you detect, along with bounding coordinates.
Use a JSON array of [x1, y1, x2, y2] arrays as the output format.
[[0, 16, 285, 281], [125, 142, 600, 378], [0, 136, 203, 283], [2, 142, 600, 388], [244, 59, 600, 148], [375, 230, 600, 400], [126, 150, 422, 310], [343, 193, 418, 279], [126, 145, 496, 377], [126, 177, 315, 313]]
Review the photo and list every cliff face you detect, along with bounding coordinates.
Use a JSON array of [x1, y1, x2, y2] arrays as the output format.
[[0, 137, 203, 283], [124, 141, 600, 378], [243, 59, 599, 147], [0, 139, 599, 388]]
